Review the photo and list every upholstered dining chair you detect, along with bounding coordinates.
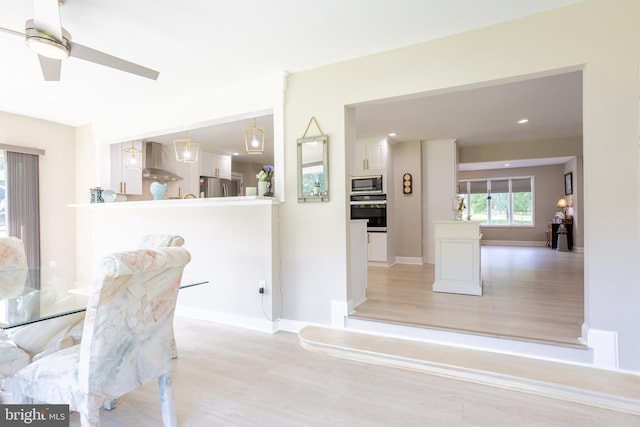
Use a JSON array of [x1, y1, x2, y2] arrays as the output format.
[[138, 234, 185, 249], [0, 236, 84, 363], [0, 237, 31, 399], [13, 247, 191, 426], [0, 236, 28, 300], [138, 234, 184, 359]]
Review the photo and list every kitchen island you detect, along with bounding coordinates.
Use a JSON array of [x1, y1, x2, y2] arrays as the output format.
[[73, 196, 281, 332], [432, 221, 483, 296]]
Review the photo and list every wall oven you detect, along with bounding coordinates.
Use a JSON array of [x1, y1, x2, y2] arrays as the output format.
[[351, 175, 383, 194], [350, 194, 387, 232]]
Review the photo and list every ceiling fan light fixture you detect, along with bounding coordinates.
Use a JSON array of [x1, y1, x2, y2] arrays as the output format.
[[24, 20, 70, 60], [244, 118, 265, 155]]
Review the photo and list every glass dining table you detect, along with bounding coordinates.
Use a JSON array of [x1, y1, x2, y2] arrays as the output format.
[[0, 265, 207, 330]]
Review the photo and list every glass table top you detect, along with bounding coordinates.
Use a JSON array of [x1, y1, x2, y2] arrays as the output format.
[[0, 266, 207, 329]]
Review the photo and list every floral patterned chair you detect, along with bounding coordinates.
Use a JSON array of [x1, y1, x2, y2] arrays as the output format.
[[0, 237, 31, 399], [13, 247, 191, 426], [2, 236, 84, 364], [138, 234, 184, 250], [138, 234, 184, 359]]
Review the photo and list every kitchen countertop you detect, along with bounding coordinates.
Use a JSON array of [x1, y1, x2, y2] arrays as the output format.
[[70, 196, 279, 209]]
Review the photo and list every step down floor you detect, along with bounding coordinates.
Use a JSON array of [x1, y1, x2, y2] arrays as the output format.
[[299, 325, 640, 415]]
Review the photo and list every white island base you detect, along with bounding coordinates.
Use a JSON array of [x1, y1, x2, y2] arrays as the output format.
[[433, 221, 483, 296]]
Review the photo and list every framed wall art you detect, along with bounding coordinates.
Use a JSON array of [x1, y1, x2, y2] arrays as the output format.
[[564, 172, 573, 195]]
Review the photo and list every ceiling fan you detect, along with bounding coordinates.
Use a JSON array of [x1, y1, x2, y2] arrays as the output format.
[[0, 0, 159, 81]]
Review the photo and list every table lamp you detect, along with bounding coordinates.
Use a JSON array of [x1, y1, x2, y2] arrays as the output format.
[[556, 198, 568, 218]]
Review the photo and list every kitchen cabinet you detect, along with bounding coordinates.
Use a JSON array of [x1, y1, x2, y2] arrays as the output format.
[[110, 142, 143, 195], [368, 232, 387, 262], [354, 140, 385, 174], [200, 151, 232, 180], [432, 221, 482, 296]]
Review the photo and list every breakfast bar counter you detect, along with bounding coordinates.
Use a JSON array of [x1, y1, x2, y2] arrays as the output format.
[[72, 196, 281, 332]]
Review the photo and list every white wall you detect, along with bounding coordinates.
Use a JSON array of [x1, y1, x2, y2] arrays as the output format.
[[393, 141, 422, 261], [35, 0, 637, 371], [283, 0, 640, 370], [82, 200, 280, 332], [0, 111, 76, 266]]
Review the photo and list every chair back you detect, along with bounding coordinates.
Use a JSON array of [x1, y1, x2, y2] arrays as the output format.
[[78, 247, 191, 398], [0, 236, 28, 298], [138, 234, 184, 249]]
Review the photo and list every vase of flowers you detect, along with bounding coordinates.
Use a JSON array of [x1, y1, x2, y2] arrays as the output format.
[[257, 165, 274, 197]]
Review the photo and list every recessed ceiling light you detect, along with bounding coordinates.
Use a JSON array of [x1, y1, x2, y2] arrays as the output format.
[[518, 119, 529, 124], [388, 132, 397, 137]]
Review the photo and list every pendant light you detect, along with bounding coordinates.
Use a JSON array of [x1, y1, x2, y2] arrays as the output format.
[[173, 131, 200, 163], [244, 118, 265, 154], [122, 141, 143, 169]]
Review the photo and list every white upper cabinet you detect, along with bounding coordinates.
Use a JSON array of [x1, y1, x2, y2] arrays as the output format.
[[200, 151, 232, 180], [354, 139, 386, 175], [110, 142, 143, 195]]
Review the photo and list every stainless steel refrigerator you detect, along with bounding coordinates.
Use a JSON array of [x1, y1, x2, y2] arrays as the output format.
[[199, 177, 234, 198]]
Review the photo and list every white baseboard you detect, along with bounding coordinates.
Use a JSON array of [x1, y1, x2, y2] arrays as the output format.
[[585, 326, 619, 369], [175, 306, 278, 334], [331, 300, 349, 328], [395, 256, 423, 265], [481, 240, 546, 247]]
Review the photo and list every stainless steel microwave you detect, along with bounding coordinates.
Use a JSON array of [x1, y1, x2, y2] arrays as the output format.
[[351, 175, 383, 194]]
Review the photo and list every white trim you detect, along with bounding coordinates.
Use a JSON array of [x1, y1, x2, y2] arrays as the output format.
[[395, 256, 423, 265], [277, 318, 310, 333], [348, 297, 368, 315], [175, 306, 278, 334], [331, 300, 349, 328], [345, 317, 593, 365], [586, 327, 619, 369], [481, 240, 546, 247]]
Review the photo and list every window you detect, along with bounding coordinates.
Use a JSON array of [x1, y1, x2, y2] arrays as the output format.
[[458, 177, 534, 226]]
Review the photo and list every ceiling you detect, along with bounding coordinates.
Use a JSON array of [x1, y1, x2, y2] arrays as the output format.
[[355, 70, 583, 170], [0, 0, 584, 165]]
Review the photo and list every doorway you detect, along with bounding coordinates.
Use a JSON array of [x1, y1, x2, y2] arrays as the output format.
[[349, 70, 584, 347]]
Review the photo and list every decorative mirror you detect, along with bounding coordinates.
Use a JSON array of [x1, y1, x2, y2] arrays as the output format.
[[297, 134, 329, 202]]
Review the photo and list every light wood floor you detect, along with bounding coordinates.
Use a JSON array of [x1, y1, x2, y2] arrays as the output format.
[[352, 246, 585, 347], [78, 316, 639, 426]]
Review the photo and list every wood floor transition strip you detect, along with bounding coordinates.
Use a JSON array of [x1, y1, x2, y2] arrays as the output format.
[[299, 325, 640, 415]]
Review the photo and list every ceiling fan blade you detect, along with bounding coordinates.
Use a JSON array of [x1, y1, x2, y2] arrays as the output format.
[[70, 42, 159, 80], [32, 0, 63, 40], [37, 55, 62, 81], [0, 26, 24, 38]]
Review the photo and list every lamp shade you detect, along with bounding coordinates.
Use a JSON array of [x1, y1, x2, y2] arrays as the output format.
[[556, 198, 568, 208]]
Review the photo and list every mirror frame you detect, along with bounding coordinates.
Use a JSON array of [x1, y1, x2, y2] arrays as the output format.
[[297, 135, 329, 202]]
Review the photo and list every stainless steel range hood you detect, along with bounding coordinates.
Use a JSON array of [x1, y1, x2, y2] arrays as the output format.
[[142, 141, 182, 181]]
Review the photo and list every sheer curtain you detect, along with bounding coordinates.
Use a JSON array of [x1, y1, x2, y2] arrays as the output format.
[[6, 151, 40, 288]]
